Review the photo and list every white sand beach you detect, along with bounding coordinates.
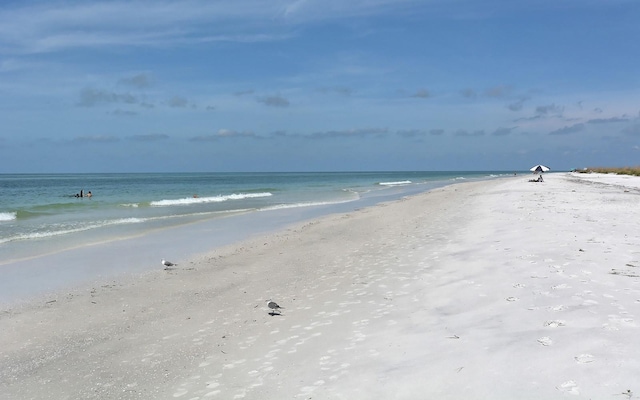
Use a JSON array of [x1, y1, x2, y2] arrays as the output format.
[[1, 172, 639, 399]]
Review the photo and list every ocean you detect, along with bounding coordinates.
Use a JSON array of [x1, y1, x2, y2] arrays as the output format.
[[0, 171, 508, 303]]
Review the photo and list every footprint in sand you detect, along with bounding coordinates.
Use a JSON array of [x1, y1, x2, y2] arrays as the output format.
[[537, 337, 553, 346], [552, 283, 571, 290], [556, 380, 580, 395], [172, 388, 189, 397], [506, 297, 519, 302], [574, 354, 595, 364], [603, 315, 636, 331], [513, 283, 526, 288], [544, 320, 566, 328]]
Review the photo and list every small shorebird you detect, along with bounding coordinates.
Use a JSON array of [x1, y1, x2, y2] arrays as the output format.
[[267, 300, 284, 315], [161, 259, 177, 270]]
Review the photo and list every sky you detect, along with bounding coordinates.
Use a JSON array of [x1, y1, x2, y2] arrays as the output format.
[[1, 0, 639, 173]]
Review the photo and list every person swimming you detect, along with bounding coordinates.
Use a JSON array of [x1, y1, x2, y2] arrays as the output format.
[[74, 190, 92, 198]]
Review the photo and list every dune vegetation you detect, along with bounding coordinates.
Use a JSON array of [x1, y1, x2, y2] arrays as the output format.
[[578, 167, 640, 176]]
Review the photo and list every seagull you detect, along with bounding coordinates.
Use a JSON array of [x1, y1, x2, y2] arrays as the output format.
[[266, 300, 284, 315], [161, 259, 177, 270]]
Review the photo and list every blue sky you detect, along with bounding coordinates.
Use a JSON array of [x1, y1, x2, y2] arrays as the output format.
[[1, 0, 639, 173]]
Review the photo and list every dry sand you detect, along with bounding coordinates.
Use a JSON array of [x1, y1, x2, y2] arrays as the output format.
[[1, 172, 639, 399]]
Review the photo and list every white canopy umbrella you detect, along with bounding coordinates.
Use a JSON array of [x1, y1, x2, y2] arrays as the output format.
[[530, 164, 550, 173]]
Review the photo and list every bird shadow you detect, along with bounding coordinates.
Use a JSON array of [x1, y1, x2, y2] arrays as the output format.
[[268, 312, 283, 316]]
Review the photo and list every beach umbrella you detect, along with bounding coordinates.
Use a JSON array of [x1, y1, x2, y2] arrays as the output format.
[[530, 164, 550, 173]]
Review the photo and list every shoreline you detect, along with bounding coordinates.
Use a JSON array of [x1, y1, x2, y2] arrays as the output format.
[[0, 175, 493, 306], [1, 173, 639, 399]]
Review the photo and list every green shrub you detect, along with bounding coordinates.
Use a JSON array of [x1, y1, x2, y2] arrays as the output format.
[[583, 167, 640, 176]]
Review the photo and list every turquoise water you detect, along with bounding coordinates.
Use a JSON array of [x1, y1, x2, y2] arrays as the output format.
[[0, 171, 517, 304], [1, 171, 507, 264]]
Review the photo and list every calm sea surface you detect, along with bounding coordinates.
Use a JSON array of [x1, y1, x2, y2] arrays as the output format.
[[0, 171, 518, 303], [1, 171, 508, 265]]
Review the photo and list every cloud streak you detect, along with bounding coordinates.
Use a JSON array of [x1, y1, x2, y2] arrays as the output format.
[[78, 88, 137, 107], [454, 129, 485, 137], [492, 127, 516, 136], [549, 123, 585, 136], [258, 95, 290, 107], [309, 127, 388, 139], [128, 134, 169, 142], [71, 135, 119, 144], [0, 1, 292, 54], [119, 74, 152, 88], [0, 0, 431, 55], [536, 104, 564, 116], [587, 117, 629, 124]]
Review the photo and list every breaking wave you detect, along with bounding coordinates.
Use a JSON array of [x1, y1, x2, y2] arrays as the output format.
[[149, 192, 273, 207]]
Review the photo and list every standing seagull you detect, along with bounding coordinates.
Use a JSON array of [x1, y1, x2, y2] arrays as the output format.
[[161, 259, 177, 270], [267, 300, 284, 315]]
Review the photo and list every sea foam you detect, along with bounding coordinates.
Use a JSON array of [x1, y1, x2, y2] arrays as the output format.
[[261, 199, 352, 211], [378, 180, 412, 186], [150, 192, 272, 207], [0, 217, 145, 244], [0, 212, 17, 222]]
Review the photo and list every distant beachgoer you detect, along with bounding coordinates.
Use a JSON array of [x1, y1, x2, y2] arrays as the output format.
[[80, 190, 84, 197], [86, 191, 92, 198]]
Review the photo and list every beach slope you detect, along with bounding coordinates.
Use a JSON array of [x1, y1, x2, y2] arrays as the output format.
[[1, 173, 639, 399]]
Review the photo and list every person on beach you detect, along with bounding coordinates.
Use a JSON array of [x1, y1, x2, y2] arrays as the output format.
[[86, 191, 92, 198]]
